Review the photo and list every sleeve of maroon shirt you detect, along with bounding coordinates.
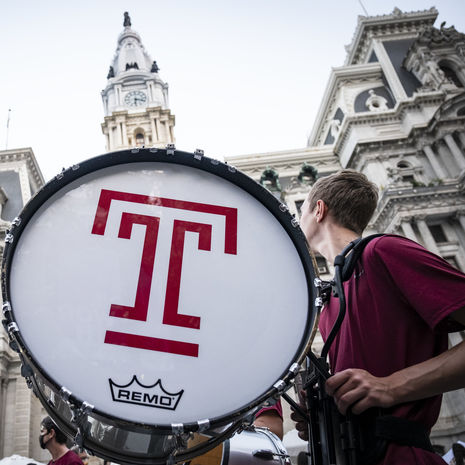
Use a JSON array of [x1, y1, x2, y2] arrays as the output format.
[[369, 235, 465, 330], [255, 398, 283, 419]]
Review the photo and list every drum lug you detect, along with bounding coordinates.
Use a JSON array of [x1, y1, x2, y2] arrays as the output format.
[[166, 144, 176, 155], [5, 233, 14, 243], [193, 149, 204, 160], [2, 301, 12, 319], [197, 419, 210, 432], [279, 203, 289, 212], [20, 361, 33, 378], [8, 338, 20, 353], [59, 386, 72, 402], [273, 380, 286, 393], [56, 168, 66, 180], [72, 164, 80, 171], [11, 217, 21, 227], [71, 401, 94, 448], [171, 423, 184, 434], [289, 362, 300, 376], [7, 322, 19, 335], [131, 147, 140, 154], [227, 164, 237, 173]]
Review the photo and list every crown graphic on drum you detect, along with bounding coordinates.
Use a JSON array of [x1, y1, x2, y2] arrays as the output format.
[[109, 375, 184, 411]]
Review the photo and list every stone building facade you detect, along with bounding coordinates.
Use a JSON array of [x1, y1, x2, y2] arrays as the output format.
[[0, 149, 47, 460], [225, 7, 465, 453]]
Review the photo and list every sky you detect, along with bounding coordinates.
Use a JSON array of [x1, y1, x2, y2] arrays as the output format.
[[1, 1, 465, 181]]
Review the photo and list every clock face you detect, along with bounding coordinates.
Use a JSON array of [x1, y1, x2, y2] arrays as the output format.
[[124, 90, 147, 107]]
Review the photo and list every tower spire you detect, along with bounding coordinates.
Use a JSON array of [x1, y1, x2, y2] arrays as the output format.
[[100, 13, 175, 151]]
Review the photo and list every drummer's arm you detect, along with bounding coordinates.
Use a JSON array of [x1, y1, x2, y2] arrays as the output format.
[[326, 307, 465, 415], [254, 410, 284, 439]]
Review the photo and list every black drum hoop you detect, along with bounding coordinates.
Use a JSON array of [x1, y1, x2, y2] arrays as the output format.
[[2, 147, 317, 437]]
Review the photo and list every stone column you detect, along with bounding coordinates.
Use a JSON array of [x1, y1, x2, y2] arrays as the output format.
[[109, 126, 116, 151], [400, 220, 417, 242], [458, 212, 465, 232], [116, 122, 123, 148], [444, 133, 465, 171], [423, 145, 448, 179], [121, 120, 128, 147], [458, 132, 465, 150], [155, 119, 162, 143], [416, 218, 440, 255], [150, 117, 157, 143]]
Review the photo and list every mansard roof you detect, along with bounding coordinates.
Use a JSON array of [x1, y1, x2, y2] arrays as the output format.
[[344, 7, 438, 65]]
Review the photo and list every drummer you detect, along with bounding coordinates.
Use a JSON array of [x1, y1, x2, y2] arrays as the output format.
[[295, 170, 465, 464]]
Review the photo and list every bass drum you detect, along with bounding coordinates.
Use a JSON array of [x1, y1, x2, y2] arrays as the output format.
[[2, 148, 316, 464]]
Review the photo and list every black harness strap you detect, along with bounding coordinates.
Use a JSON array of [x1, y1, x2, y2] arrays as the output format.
[[375, 415, 434, 452], [341, 234, 385, 282]]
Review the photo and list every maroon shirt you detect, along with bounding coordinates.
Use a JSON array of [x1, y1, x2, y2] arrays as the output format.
[[319, 235, 465, 464], [48, 450, 83, 465], [256, 398, 283, 420]]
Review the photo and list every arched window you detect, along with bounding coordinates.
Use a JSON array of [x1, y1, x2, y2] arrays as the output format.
[[135, 133, 145, 147], [439, 63, 464, 88]]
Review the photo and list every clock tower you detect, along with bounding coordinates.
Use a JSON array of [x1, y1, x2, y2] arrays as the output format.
[[101, 12, 175, 151]]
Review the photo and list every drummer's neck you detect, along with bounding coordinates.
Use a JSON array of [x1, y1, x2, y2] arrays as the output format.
[[49, 443, 70, 462], [312, 223, 359, 264]]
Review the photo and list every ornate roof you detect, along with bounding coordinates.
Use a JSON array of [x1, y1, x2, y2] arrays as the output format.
[[107, 12, 159, 80], [344, 7, 438, 65]]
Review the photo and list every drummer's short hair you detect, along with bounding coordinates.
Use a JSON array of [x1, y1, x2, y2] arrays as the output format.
[[41, 416, 68, 444], [306, 170, 378, 235]]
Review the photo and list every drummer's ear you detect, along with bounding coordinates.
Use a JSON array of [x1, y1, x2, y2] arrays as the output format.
[[315, 200, 328, 223]]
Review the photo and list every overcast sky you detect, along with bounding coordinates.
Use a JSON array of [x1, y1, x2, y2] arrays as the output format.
[[2, 1, 465, 180]]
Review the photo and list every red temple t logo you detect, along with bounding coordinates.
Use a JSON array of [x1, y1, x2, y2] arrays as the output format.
[[91, 189, 238, 357]]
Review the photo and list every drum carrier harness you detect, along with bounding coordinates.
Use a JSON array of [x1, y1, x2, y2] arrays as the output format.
[[283, 234, 435, 465]]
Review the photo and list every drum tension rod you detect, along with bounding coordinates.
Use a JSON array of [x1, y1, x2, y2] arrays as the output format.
[[281, 393, 309, 422]]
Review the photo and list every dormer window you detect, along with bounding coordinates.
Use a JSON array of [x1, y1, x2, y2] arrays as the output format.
[[126, 62, 139, 70], [397, 161, 411, 169]]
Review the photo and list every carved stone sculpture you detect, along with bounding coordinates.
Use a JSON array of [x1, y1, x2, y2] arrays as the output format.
[[365, 89, 388, 112]]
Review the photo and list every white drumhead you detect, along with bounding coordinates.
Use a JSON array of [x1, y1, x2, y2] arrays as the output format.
[[10, 161, 309, 425]]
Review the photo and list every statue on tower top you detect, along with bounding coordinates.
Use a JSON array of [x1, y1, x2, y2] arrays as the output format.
[[123, 12, 131, 27]]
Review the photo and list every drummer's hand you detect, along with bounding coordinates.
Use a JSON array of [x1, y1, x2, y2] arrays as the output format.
[[325, 369, 396, 415], [290, 391, 308, 441]]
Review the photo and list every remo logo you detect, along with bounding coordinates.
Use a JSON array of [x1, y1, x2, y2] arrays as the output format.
[[91, 189, 238, 358]]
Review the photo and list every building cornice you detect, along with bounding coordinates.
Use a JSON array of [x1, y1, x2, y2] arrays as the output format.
[[0, 148, 45, 190], [225, 146, 336, 168]]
